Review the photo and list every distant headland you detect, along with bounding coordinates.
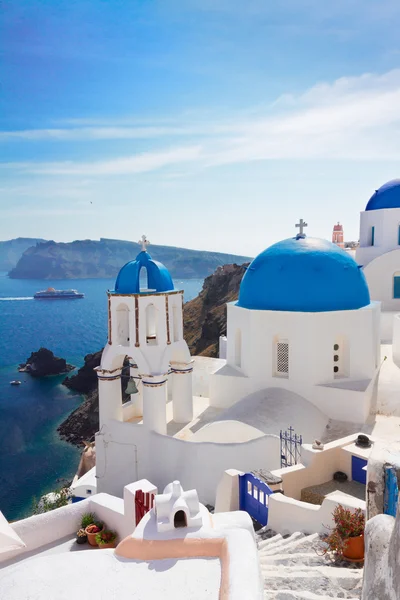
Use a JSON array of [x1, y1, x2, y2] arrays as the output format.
[[6, 237, 252, 280]]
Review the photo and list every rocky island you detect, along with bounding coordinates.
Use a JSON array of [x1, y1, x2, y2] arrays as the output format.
[[58, 262, 247, 445], [20, 348, 75, 377], [9, 238, 252, 280], [0, 237, 46, 271]]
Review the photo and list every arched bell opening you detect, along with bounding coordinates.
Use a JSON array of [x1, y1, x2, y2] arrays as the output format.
[[174, 510, 187, 528], [116, 303, 130, 346], [146, 303, 158, 345]]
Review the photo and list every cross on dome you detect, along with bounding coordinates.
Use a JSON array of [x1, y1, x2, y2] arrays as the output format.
[[295, 219, 308, 239], [138, 234, 150, 252]]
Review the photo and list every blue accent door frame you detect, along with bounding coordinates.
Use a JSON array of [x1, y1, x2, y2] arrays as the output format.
[[239, 473, 273, 526], [384, 466, 399, 517]]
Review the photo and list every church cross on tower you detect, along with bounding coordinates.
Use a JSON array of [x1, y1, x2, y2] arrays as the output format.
[[139, 234, 150, 252], [295, 219, 308, 239]]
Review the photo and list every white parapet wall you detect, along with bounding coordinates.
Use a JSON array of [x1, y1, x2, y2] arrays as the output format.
[[0, 480, 156, 566], [96, 419, 281, 504], [271, 433, 370, 500], [268, 492, 366, 536]]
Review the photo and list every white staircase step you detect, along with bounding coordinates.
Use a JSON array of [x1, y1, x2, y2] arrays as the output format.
[[262, 564, 362, 577], [260, 551, 328, 567], [264, 591, 361, 600], [259, 533, 319, 556], [258, 532, 305, 554], [258, 533, 283, 549]]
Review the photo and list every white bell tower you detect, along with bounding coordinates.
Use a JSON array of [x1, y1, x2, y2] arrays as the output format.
[[97, 236, 193, 435]]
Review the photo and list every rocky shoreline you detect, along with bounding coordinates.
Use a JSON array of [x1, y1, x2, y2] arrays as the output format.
[[57, 262, 247, 446]]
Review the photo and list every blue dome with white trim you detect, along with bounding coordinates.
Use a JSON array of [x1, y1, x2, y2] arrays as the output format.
[[238, 236, 370, 312], [366, 179, 400, 211], [114, 250, 174, 294]]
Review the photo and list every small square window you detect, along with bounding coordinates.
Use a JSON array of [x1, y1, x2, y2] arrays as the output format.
[[86, 489, 92, 495]]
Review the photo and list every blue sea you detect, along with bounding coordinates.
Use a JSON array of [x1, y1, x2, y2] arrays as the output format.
[[0, 273, 203, 521]]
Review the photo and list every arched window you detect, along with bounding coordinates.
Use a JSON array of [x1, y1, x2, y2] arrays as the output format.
[[174, 510, 187, 528], [116, 304, 130, 346], [172, 305, 180, 342], [146, 303, 158, 345], [234, 329, 242, 368], [393, 272, 400, 299], [139, 266, 148, 292]]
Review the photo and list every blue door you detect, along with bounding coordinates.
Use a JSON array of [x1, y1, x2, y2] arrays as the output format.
[[239, 473, 273, 526], [352, 455, 367, 485]]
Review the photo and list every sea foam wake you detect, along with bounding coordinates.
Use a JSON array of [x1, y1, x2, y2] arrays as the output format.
[[0, 297, 34, 301]]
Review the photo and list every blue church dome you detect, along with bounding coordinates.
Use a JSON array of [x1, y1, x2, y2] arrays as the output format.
[[238, 237, 370, 312], [365, 179, 400, 211], [114, 250, 174, 294]]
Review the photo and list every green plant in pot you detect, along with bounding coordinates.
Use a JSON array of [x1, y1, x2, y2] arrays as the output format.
[[96, 530, 118, 549], [81, 512, 96, 530], [76, 528, 88, 545], [322, 505, 365, 561]]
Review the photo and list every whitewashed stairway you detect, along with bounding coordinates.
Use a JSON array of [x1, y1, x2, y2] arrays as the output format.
[[257, 529, 363, 600]]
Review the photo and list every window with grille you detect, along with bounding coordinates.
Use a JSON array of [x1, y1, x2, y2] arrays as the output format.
[[276, 341, 289, 376]]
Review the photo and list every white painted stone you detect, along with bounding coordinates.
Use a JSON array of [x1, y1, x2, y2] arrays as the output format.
[[214, 469, 244, 513], [154, 481, 202, 532]]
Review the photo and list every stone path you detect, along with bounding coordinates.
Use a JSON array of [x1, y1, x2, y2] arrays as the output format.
[[257, 529, 363, 599]]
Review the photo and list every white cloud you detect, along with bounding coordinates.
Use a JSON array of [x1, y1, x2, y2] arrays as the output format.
[[2, 69, 400, 176]]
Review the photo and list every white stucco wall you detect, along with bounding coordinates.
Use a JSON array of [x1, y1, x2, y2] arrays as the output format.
[[356, 207, 400, 267], [210, 301, 380, 423], [363, 249, 400, 313], [95, 420, 280, 505], [271, 433, 369, 500], [191, 420, 264, 443], [268, 491, 365, 536]]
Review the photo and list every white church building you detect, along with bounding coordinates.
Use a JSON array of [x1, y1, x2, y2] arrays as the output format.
[[356, 179, 400, 342], [210, 224, 380, 424], [92, 220, 396, 504]]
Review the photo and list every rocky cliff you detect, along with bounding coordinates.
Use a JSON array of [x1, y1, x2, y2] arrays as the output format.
[[58, 262, 247, 445], [59, 353, 130, 445], [0, 238, 45, 271], [9, 238, 251, 280], [184, 263, 248, 357]]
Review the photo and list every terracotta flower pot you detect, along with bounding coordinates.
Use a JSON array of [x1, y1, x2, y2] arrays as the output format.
[[85, 526, 103, 546], [343, 534, 364, 561]]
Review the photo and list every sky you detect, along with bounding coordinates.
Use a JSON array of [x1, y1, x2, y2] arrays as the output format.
[[1, 0, 400, 257]]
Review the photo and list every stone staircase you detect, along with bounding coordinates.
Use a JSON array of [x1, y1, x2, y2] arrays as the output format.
[[257, 529, 363, 600]]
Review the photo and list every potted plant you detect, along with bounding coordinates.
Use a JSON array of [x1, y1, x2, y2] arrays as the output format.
[[81, 512, 96, 530], [76, 528, 88, 545], [322, 505, 365, 561], [95, 529, 118, 549], [85, 522, 104, 547]]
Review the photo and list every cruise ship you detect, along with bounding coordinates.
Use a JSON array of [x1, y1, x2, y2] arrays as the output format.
[[34, 287, 84, 299]]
